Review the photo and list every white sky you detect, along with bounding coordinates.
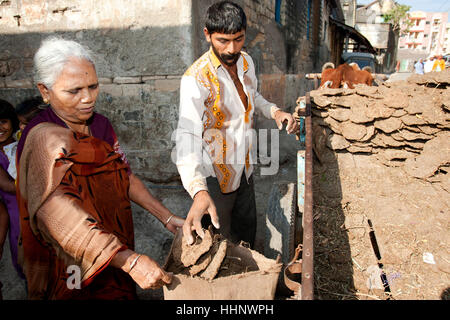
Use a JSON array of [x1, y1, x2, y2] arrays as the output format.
[[357, 0, 450, 21]]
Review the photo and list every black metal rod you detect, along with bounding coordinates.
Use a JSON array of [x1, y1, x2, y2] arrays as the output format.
[[368, 219, 392, 297]]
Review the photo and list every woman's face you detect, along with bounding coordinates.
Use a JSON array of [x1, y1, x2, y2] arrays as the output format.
[[0, 119, 14, 145], [38, 58, 99, 124]]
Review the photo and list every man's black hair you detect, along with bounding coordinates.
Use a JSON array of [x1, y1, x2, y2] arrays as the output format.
[[205, 1, 247, 34], [0, 99, 19, 133]]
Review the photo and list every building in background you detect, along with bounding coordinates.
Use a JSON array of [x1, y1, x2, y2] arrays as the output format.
[[398, 11, 449, 62], [445, 22, 450, 54], [341, 0, 397, 73]]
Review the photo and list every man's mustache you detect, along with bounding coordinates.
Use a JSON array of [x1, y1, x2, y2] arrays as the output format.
[[221, 53, 240, 60], [220, 53, 240, 66]]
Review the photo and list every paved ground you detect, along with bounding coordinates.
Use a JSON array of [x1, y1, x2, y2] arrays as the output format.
[[386, 72, 413, 82]]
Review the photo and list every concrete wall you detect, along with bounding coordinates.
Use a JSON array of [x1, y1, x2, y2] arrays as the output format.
[[356, 22, 396, 72], [0, 0, 196, 183]]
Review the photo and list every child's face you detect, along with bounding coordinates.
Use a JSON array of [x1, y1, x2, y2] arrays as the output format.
[[0, 119, 13, 144], [18, 115, 28, 132]]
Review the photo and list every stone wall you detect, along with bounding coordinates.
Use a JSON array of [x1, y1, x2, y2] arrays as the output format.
[[0, 0, 195, 184], [0, 0, 323, 181]]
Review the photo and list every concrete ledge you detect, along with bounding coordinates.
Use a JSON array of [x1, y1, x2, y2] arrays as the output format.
[[99, 83, 123, 97], [98, 77, 113, 84], [154, 79, 180, 92], [113, 76, 143, 84], [142, 75, 166, 82], [4, 78, 34, 89]]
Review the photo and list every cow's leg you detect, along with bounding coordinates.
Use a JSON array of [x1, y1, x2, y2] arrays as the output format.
[[320, 80, 333, 88]]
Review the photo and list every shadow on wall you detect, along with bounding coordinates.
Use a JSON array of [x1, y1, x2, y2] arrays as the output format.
[[262, 133, 356, 299]]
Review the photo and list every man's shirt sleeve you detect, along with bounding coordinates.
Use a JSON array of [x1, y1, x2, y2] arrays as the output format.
[[254, 91, 281, 119], [246, 55, 280, 119], [175, 75, 210, 199]]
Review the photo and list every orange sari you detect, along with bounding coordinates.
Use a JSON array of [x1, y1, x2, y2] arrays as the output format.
[[17, 123, 136, 299]]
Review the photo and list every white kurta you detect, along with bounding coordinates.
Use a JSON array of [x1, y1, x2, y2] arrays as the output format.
[[175, 48, 279, 198]]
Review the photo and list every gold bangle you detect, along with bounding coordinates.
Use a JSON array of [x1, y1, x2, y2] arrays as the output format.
[[164, 215, 174, 227]]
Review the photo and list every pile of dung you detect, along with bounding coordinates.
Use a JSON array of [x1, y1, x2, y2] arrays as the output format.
[[164, 227, 257, 281], [296, 69, 450, 191]]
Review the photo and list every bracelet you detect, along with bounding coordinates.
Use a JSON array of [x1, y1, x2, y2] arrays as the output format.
[[129, 254, 141, 272], [164, 214, 174, 227]]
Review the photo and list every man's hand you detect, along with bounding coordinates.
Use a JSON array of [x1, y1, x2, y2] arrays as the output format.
[[274, 110, 299, 134], [183, 190, 219, 245]]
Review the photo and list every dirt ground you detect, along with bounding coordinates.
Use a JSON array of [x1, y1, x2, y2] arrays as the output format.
[[313, 148, 449, 300]]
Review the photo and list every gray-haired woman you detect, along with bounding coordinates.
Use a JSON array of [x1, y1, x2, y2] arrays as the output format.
[[16, 36, 184, 299]]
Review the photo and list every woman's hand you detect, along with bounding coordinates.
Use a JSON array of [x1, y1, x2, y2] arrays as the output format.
[[112, 249, 172, 290], [128, 173, 186, 232], [127, 254, 172, 290], [165, 215, 185, 234]]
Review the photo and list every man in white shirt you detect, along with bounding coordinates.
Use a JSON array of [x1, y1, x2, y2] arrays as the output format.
[[175, 1, 298, 246], [424, 56, 435, 73]]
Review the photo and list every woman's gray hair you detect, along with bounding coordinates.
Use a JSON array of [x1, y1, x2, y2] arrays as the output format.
[[33, 36, 95, 88]]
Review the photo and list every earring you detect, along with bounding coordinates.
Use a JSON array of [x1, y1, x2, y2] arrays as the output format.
[[43, 98, 49, 104]]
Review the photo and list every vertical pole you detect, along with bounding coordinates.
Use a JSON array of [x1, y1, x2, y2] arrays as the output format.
[[301, 92, 314, 300]]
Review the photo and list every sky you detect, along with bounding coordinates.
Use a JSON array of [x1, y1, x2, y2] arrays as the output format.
[[358, 0, 450, 21]]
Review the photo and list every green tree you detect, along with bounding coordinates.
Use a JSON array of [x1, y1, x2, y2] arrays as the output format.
[[382, 2, 413, 35]]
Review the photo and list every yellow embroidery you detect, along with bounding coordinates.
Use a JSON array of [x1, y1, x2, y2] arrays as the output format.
[[185, 49, 257, 193], [245, 99, 252, 124], [242, 54, 249, 73], [245, 150, 250, 171], [209, 47, 222, 69]]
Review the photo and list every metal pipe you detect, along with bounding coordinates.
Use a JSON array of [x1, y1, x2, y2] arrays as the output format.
[[301, 92, 314, 300]]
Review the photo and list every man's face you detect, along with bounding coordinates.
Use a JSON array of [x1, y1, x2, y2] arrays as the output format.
[[204, 28, 245, 67]]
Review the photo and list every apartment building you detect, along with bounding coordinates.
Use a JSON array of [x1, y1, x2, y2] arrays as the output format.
[[445, 23, 450, 54], [398, 11, 449, 56]]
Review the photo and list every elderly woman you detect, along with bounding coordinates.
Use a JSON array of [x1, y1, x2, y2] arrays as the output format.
[[16, 37, 184, 300]]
